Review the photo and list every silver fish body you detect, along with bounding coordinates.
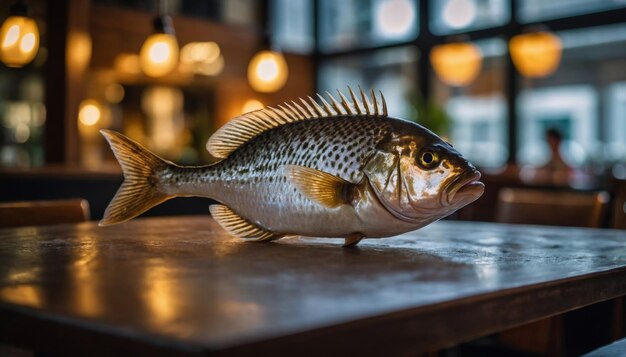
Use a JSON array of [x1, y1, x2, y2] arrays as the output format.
[[100, 88, 484, 246]]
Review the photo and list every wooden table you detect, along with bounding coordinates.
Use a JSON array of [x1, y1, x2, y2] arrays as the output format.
[[1, 216, 625, 356]]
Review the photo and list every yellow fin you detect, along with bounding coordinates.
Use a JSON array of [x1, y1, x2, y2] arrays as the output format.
[[99, 130, 172, 226], [285, 165, 354, 209], [209, 204, 282, 241], [206, 87, 388, 159]]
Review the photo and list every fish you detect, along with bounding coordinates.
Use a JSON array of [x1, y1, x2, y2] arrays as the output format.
[[100, 87, 484, 247]]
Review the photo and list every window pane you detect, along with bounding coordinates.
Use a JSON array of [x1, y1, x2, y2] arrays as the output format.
[[318, 46, 417, 118], [518, 0, 626, 23], [319, 0, 419, 53], [607, 82, 626, 163], [430, 0, 509, 35], [516, 24, 626, 168], [0, 74, 46, 167], [0, 1, 47, 168], [517, 86, 597, 167], [432, 38, 508, 168], [272, 0, 314, 54]]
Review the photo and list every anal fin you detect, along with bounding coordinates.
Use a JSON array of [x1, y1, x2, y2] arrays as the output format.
[[285, 165, 355, 208], [209, 204, 282, 242]]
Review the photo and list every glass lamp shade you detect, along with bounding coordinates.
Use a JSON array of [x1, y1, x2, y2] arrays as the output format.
[[140, 33, 179, 77], [0, 15, 39, 67], [509, 31, 562, 78], [430, 41, 482, 87], [247, 50, 288, 93]]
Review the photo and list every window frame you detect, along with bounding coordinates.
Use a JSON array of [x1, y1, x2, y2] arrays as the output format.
[[312, 0, 626, 165]]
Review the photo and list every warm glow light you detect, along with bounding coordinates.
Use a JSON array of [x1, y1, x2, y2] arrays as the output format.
[[248, 50, 288, 93], [20, 32, 35, 52], [78, 100, 102, 126], [241, 99, 264, 114], [3, 25, 19, 47], [140, 33, 179, 77], [141, 86, 184, 156], [67, 31, 92, 72], [196, 54, 224, 76], [180, 41, 223, 76], [114, 53, 141, 75], [105, 83, 125, 104], [257, 58, 278, 81], [181, 41, 220, 64], [375, 0, 415, 37], [430, 41, 482, 87], [510, 31, 562, 78], [442, 0, 477, 29], [0, 16, 40, 67]]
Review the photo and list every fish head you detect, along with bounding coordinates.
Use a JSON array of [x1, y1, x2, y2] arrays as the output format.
[[363, 119, 484, 225]]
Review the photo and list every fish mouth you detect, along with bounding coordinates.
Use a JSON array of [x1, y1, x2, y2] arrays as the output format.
[[445, 170, 484, 206]]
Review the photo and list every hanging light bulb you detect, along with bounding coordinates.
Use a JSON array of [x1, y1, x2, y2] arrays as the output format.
[[430, 40, 482, 87], [510, 30, 562, 78], [140, 8, 179, 78], [247, 2, 288, 93], [0, 0, 40, 68], [247, 48, 288, 93]]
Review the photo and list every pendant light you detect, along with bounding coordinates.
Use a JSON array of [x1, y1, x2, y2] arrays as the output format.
[[247, 1, 288, 93], [139, 0, 179, 78], [430, 39, 482, 87], [0, 0, 40, 68], [510, 30, 562, 78]]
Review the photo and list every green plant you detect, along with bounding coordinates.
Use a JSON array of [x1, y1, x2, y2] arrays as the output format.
[[408, 91, 451, 137]]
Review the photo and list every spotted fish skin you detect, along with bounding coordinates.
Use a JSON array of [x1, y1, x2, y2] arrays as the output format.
[[99, 88, 484, 246], [167, 116, 392, 237]]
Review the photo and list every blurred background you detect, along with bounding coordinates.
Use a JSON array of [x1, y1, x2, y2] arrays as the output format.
[[1, 0, 626, 222]]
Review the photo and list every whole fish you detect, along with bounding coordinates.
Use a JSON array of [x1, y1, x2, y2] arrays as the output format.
[[100, 87, 484, 247]]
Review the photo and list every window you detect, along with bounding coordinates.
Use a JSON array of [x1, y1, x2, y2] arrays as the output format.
[[0, 0, 46, 167], [319, 0, 419, 53], [516, 23, 626, 168], [272, 0, 314, 54], [517, 86, 597, 167], [607, 82, 626, 163], [319, 47, 417, 118], [518, 0, 626, 23], [432, 38, 508, 168], [430, 0, 509, 35]]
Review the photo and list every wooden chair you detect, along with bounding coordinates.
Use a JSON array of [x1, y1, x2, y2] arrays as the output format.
[[0, 198, 90, 228], [495, 188, 613, 356], [611, 179, 626, 229], [495, 188, 610, 228]]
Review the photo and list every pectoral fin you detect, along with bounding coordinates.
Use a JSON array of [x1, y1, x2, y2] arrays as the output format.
[[285, 165, 355, 208], [209, 204, 283, 242]]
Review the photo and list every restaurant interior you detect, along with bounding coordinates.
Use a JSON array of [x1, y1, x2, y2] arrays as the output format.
[[1, 0, 626, 356]]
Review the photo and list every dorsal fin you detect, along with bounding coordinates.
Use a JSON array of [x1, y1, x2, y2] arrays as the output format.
[[206, 87, 388, 159]]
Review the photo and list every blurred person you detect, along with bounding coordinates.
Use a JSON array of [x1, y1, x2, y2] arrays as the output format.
[[541, 128, 571, 172], [525, 127, 575, 186]]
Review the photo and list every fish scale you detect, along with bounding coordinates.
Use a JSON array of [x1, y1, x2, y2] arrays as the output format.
[[99, 88, 484, 247], [190, 116, 391, 236]]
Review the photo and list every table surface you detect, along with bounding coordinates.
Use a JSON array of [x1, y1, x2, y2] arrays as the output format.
[[1, 216, 625, 356]]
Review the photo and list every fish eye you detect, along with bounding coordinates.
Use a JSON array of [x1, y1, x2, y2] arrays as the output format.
[[418, 150, 439, 169]]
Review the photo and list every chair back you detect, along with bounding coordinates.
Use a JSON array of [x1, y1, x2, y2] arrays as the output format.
[[0, 198, 90, 228], [611, 179, 626, 229], [496, 188, 609, 228]]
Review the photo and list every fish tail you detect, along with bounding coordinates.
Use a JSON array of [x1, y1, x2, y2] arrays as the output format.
[[99, 129, 173, 226]]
